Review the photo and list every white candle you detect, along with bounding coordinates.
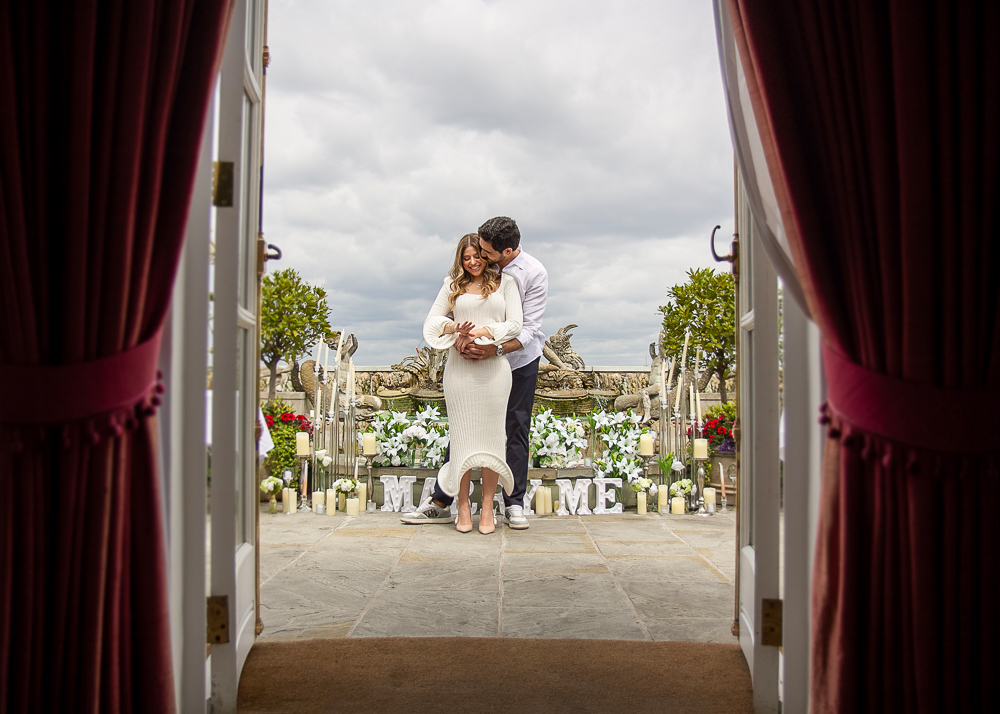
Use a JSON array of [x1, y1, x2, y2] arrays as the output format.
[[345, 497, 360, 516], [326, 488, 337, 514], [295, 431, 310, 457], [675, 332, 690, 411], [671, 496, 685, 515], [689, 386, 695, 428], [658, 487, 669, 514], [354, 458, 359, 479], [718, 461, 727, 499], [695, 355, 703, 422], [312, 491, 324, 513], [363, 432, 377, 456], [535, 487, 545, 515], [286, 489, 297, 514], [639, 433, 654, 456], [357, 483, 367, 509], [703, 487, 716, 513], [694, 439, 708, 460], [545, 487, 553, 515], [637, 492, 647, 515]]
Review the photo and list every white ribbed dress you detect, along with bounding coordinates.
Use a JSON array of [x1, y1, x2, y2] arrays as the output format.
[[423, 273, 523, 497]]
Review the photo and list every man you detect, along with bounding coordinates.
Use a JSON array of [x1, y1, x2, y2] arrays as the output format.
[[401, 216, 548, 530]]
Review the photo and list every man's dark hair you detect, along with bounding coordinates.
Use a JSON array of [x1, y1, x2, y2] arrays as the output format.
[[478, 216, 520, 252]]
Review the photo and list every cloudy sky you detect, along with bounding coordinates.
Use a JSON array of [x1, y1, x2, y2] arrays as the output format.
[[262, 0, 734, 368]]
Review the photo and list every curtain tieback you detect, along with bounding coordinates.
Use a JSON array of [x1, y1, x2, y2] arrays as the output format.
[[1, 330, 164, 431], [822, 342, 1000, 453]]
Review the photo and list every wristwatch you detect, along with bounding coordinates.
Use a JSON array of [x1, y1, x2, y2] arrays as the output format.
[[495, 343, 505, 357]]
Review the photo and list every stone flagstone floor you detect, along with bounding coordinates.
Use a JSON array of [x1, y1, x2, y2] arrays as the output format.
[[258, 505, 739, 642]]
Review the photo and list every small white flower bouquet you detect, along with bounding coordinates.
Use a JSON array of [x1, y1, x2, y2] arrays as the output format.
[[630, 476, 658, 497], [669, 478, 693, 497], [259, 476, 283, 495], [331, 477, 359, 494]]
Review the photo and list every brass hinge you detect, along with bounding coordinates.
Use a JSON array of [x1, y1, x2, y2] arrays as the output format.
[[212, 161, 234, 207], [761, 598, 783, 647], [207, 595, 230, 644]]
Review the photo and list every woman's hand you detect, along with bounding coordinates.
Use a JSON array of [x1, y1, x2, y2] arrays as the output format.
[[454, 320, 476, 335], [468, 327, 492, 340]]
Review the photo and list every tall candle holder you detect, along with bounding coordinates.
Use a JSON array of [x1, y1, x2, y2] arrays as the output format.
[[298, 456, 311, 511], [362, 434, 377, 511], [696, 461, 710, 516]]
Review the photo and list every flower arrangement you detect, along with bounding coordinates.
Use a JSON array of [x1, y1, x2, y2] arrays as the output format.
[[259, 476, 283, 495], [331, 477, 359, 494], [366, 406, 450, 468], [529, 410, 590, 468], [260, 475, 283, 513], [701, 401, 736, 453], [669, 478, 693, 497], [589, 410, 647, 485], [630, 476, 659, 497], [262, 399, 313, 489]]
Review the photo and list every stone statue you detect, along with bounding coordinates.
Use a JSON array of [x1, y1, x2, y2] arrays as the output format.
[[613, 329, 667, 423], [389, 346, 449, 392], [543, 324, 585, 371]]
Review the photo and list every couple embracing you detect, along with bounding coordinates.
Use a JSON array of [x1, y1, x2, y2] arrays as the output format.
[[401, 216, 548, 533]]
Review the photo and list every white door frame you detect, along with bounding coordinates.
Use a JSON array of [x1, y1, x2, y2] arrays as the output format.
[[736, 182, 781, 712], [779, 283, 824, 712], [210, 0, 266, 709]]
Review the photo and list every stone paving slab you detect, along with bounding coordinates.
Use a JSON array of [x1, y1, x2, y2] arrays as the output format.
[[257, 507, 739, 644]]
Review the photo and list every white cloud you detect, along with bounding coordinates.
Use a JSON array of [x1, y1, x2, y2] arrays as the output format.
[[263, 0, 734, 366]]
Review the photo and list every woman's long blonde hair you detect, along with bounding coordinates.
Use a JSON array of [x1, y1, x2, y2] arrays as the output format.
[[447, 233, 500, 311]]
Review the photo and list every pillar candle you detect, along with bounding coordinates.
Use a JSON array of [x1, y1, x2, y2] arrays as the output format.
[[544, 487, 553, 515], [671, 496, 685, 515], [327, 488, 337, 514], [363, 432, 377, 456], [689, 385, 695, 425], [312, 491, 324, 513], [637, 492, 647, 515], [693, 438, 708, 460], [296, 431, 310, 457], [703, 487, 716, 513], [286, 489, 297, 514], [338, 493, 346, 511], [639, 433, 653, 456], [658, 487, 669, 514], [345, 497, 360, 516], [357, 483, 367, 509], [535, 487, 545, 515]]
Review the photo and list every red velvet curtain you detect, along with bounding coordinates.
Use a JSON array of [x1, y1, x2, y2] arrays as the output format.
[[0, 2, 233, 711], [727, 1, 1000, 711]]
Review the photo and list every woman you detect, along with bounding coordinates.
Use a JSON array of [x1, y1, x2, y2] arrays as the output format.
[[423, 233, 523, 533]]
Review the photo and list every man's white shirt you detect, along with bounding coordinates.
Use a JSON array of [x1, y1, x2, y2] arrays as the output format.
[[500, 249, 547, 371]]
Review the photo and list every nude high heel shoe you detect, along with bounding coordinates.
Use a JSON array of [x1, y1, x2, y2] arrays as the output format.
[[456, 501, 473, 533], [478, 505, 496, 534]]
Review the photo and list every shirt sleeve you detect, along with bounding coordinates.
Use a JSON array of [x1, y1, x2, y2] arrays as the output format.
[[477, 274, 524, 345], [423, 279, 458, 350], [514, 265, 547, 348]]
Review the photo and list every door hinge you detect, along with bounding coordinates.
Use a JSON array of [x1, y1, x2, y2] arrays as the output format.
[[212, 161, 234, 207], [207, 595, 230, 644], [761, 598, 782, 647]]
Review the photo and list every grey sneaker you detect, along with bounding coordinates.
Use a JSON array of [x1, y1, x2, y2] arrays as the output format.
[[400, 498, 454, 524], [504, 504, 529, 530]]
